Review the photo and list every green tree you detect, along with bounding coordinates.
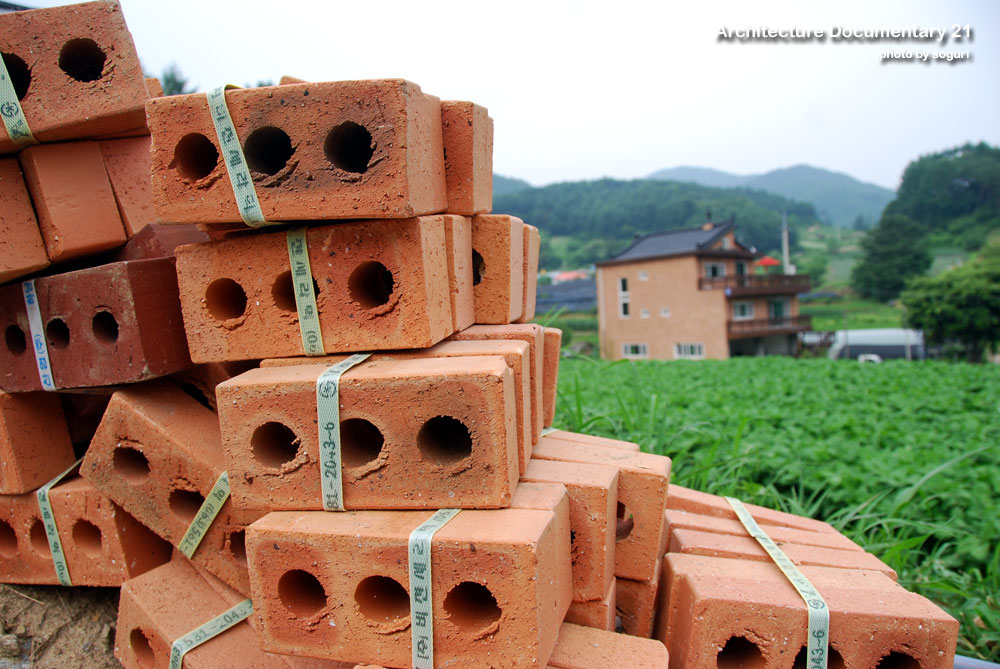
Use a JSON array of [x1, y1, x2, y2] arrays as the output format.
[[902, 255, 1000, 362], [161, 63, 194, 96], [850, 214, 932, 302], [801, 254, 828, 288]]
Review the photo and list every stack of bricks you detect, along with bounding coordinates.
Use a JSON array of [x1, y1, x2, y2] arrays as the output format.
[[0, 2, 959, 669]]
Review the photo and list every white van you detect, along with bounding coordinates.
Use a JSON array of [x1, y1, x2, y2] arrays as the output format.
[[827, 329, 925, 361]]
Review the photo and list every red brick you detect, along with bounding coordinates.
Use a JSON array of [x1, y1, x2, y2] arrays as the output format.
[[515, 223, 541, 323], [147, 79, 446, 224], [615, 558, 662, 638], [540, 429, 641, 452], [278, 76, 307, 85], [542, 327, 562, 427], [0, 257, 192, 392], [144, 77, 163, 98], [247, 507, 571, 667], [59, 392, 111, 447], [547, 622, 668, 668], [441, 100, 493, 215], [174, 217, 453, 362], [171, 360, 260, 412], [112, 223, 212, 262], [532, 438, 670, 582], [98, 136, 155, 237], [470, 215, 525, 323], [565, 577, 616, 631], [81, 382, 251, 594], [0, 159, 48, 283], [522, 458, 618, 602], [0, 1, 148, 154], [442, 214, 475, 331], [217, 357, 518, 513], [657, 553, 957, 669], [0, 476, 170, 586], [666, 484, 840, 534], [0, 391, 74, 494], [665, 508, 864, 552], [18, 141, 126, 262]]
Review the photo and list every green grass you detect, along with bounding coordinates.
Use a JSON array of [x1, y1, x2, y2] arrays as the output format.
[[800, 298, 904, 331], [552, 356, 1000, 660]]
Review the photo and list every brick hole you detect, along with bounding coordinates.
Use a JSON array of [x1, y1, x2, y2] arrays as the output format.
[[205, 278, 247, 321], [174, 133, 219, 180], [355, 575, 409, 623], [793, 646, 845, 669], [113, 446, 150, 483], [444, 581, 501, 633], [417, 416, 472, 465], [72, 519, 103, 558], [471, 249, 485, 286], [271, 270, 320, 312], [0, 52, 30, 99], [228, 530, 247, 566], [29, 518, 50, 557], [58, 38, 107, 82], [0, 519, 17, 557], [251, 421, 300, 468], [46, 318, 70, 349], [244, 126, 294, 176], [717, 636, 765, 669], [278, 569, 327, 617], [324, 121, 374, 173], [348, 261, 394, 309], [615, 501, 634, 541], [92, 310, 119, 344], [129, 628, 155, 668], [876, 652, 922, 669], [4, 325, 26, 355], [341, 418, 384, 467], [168, 489, 205, 523]]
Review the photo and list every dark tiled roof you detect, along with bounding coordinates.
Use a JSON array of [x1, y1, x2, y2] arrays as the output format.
[[535, 278, 596, 313], [598, 221, 737, 265]]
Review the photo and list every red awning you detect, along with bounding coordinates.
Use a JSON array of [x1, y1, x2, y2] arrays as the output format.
[[754, 256, 781, 267]]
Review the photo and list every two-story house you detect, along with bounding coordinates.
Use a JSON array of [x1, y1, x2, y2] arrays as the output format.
[[595, 220, 811, 360]]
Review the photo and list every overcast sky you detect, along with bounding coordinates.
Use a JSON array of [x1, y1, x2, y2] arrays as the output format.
[[30, 0, 1000, 190]]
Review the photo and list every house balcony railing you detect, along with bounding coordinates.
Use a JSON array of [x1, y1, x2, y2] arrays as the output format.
[[699, 274, 811, 296], [728, 315, 813, 340]]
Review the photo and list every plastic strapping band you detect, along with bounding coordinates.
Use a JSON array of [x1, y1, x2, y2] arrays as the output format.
[[0, 53, 37, 146], [286, 228, 326, 356], [317, 353, 371, 511], [205, 85, 268, 227], [21, 280, 55, 391], [409, 508, 461, 669], [168, 598, 253, 669], [725, 497, 830, 669], [177, 471, 231, 558], [36, 457, 84, 586]]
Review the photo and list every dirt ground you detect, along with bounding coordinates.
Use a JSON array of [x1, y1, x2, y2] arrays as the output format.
[[0, 584, 118, 668]]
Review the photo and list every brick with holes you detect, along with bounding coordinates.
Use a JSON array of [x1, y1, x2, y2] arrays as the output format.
[[666, 484, 840, 535], [0, 159, 48, 283], [515, 223, 541, 323], [216, 357, 518, 514], [173, 217, 454, 362], [0, 257, 192, 392], [81, 381, 252, 594], [470, 215, 525, 324], [664, 508, 864, 553], [441, 100, 493, 215], [541, 327, 562, 427], [538, 429, 642, 452], [147, 79, 446, 224], [0, 390, 75, 495], [442, 214, 476, 331], [565, 577, 616, 631], [98, 136, 155, 237], [246, 506, 571, 667], [0, 476, 170, 586], [547, 622, 668, 668], [0, 1, 149, 155], [616, 558, 662, 638]]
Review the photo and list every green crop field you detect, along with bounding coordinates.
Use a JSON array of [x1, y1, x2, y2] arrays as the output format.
[[552, 356, 1000, 660]]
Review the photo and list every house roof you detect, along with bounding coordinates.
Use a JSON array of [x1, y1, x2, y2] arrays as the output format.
[[597, 220, 749, 266]]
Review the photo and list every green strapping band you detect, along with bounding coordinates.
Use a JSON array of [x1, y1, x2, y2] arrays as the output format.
[[317, 353, 371, 511], [205, 85, 267, 227], [0, 53, 37, 147], [168, 598, 253, 669], [286, 228, 326, 356], [725, 497, 830, 669], [36, 457, 84, 586], [408, 508, 461, 669], [177, 471, 231, 559]]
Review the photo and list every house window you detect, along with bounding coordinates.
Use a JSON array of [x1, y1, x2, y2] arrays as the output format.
[[675, 343, 705, 360], [638, 271, 649, 281], [618, 276, 630, 319], [618, 277, 628, 292], [735, 261, 747, 276], [721, 237, 732, 250], [704, 262, 726, 278], [622, 343, 648, 359], [768, 298, 788, 319], [732, 301, 754, 320], [660, 307, 671, 318], [640, 308, 650, 319], [619, 300, 630, 318]]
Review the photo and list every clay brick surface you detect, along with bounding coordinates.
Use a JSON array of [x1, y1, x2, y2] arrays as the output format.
[[443, 214, 475, 331], [98, 136, 155, 236], [565, 577, 616, 631], [171, 360, 259, 412], [247, 508, 571, 667], [441, 100, 493, 215], [0, 159, 48, 283], [0, 1, 148, 154], [148, 79, 446, 223], [81, 382, 250, 593], [470, 215, 525, 324], [658, 553, 957, 669], [0, 391, 74, 495], [59, 392, 111, 447], [0, 257, 192, 392], [174, 217, 453, 362], [616, 558, 661, 638], [217, 358, 518, 513], [18, 141, 126, 262], [547, 622, 669, 669], [515, 223, 540, 323], [667, 484, 839, 534], [532, 438, 670, 582], [540, 429, 641, 452], [0, 476, 170, 586], [112, 222, 212, 262], [542, 327, 562, 427], [144, 77, 163, 98], [665, 508, 863, 552], [522, 458, 618, 602]]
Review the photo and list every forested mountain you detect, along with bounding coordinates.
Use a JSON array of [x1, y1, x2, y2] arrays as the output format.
[[493, 174, 533, 196]]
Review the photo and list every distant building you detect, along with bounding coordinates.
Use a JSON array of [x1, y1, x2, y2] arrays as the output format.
[[0, 2, 31, 13], [595, 220, 811, 360], [536, 277, 597, 314]]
